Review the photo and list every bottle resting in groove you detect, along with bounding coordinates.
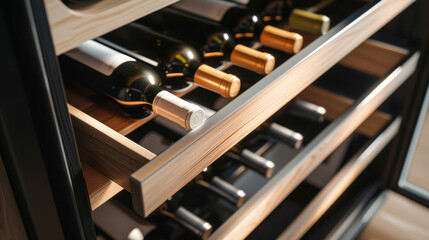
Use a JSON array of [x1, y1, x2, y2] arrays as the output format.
[[228, 0, 331, 34], [159, 195, 213, 240], [191, 167, 247, 207], [61, 40, 204, 130], [172, 0, 303, 53], [137, 7, 275, 75], [100, 23, 241, 98]]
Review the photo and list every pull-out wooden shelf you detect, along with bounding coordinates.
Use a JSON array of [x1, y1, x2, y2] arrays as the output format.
[[278, 117, 402, 240], [66, 0, 414, 215], [209, 49, 419, 240], [44, 0, 179, 55]]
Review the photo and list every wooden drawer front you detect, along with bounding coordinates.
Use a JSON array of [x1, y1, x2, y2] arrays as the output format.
[[44, 0, 179, 55]]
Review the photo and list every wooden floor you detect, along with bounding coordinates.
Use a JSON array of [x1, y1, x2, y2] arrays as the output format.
[[407, 109, 429, 192], [357, 190, 429, 240]]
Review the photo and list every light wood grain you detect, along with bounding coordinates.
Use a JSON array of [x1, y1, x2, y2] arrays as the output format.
[[209, 52, 419, 240], [65, 81, 200, 135], [0, 154, 27, 240], [129, 0, 415, 217], [69, 104, 155, 191], [297, 85, 392, 138], [339, 39, 408, 77], [357, 190, 429, 240], [277, 118, 401, 240], [65, 85, 153, 136], [81, 162, 123, 210], [44, 0, 179, 55], [407, 110, 429, 192]]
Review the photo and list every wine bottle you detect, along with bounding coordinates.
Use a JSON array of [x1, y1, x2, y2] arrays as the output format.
[[224, 147, 275, 178], [159, 196, 213, 240], [288, 99, 326, 122], [99, 26, 240, 98], [172, 0, 303, 53], [228, 0, 330, 34], [154, 100, 303, 149], [138, 8, 275, 75], [93, 200, 157, 240], [193, 168, 246, 207], [62, 0, 90, 4], [288, 0, 326, 9], [61, 40, 205, 130], [151, 106, 275, 178], [259, 122, 303, 149]]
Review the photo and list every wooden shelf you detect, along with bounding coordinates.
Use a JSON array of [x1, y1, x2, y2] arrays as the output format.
[[81, 162, 123, 210], [209, 50, 419, 240], [64, 0, 415, 217], [44, 0, 179, 55], [129, 0, 415, 217], [356, 190, 429, 240], [297, 85, 392, 138], [277, 117, 401, 240]]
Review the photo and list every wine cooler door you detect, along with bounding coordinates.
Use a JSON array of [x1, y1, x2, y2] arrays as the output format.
[[398, 84, 429, 201]]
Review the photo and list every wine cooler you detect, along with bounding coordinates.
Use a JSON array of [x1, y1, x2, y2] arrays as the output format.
[[1, 0, 429, 239]]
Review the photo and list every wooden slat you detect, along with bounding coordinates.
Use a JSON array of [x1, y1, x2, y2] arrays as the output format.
[[297, 85, 392, 138], [209, 52, 419, 240], [339, 39, 408, 77], [277, 118, 401, 240], [69, 104, 155, 191], [81, 162, 123, 210], [44, 0, 179, 55], [130, 0, 415, 217], [65, 85, 153, 136], [65, 81, 200, 136]]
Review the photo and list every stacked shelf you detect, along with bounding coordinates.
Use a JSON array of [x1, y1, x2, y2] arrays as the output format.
[[43, 0, 417, 239], [45, 0, 179, 54]]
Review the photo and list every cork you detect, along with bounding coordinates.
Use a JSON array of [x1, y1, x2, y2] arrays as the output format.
[[152, 90, 205, 130], [288, 9, 331, 35], [230, 44, 275, 74], [260, 25, 303, 54], [194, 64, 241, 98]]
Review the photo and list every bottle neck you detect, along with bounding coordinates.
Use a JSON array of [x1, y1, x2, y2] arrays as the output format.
[[221, 8, 264, 44], [203, 31, 237, 62]]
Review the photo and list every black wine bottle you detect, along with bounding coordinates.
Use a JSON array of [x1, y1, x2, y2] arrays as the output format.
[[288, 0, 326, 9], [61, 40, 205, 130], [224, 147, 275, 178], [193, 168, 246, 207], [172, 0, 303, 53], [159, 196, 213, 240], [92, 200, 157, 240], [289, 99, 326, 122], [137, 8, 276, 75], [258, 122, 304, 149], [62, 0, 91, 4], [228, 0, 330, 34], [100, 24, 241, 98]]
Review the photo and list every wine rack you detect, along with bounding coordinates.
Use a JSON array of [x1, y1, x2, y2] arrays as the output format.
[[210, 47, 419, 239], [3, 0, 424, 238], [59, 0, 416, 219]]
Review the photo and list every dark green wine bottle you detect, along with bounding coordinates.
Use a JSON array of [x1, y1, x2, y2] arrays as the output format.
[[137, 8, 275, 75], [172, 0, 303, 53], [101, 23, 241, 98], [229, 0, 330, 34], [61, 40, 205, 130]]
